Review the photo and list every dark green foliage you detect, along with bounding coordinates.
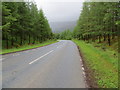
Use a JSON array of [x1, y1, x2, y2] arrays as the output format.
[[73, 2, 119, 46], [2, 2, 53, 49], [54, 30, 72, 40]]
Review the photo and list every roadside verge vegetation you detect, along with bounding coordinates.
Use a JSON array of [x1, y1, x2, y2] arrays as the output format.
[[72, 1, 119, 88], [73, 39, 118, 88], [1, 40, 57, 54]]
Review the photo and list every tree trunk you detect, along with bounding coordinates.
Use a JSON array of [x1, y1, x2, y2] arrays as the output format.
[[37, 36, 39, 42], [112, 33, 115, 39], [99, 35, 101, 43], [11, 38, 13, 47], [15, 36, 17, 42], [87, 34, 89, 43], [28, 34, 30, 44], [108, 34, 111, 46], [6, 35, 8, 49], [83, 36, 85, 41], [32, 37, 35, 44], [92, 35, 95, 42], [81, 35, 83, 40], [104, 34, 106, 41], [20, 35, 23, 46], [78, 34, 80, 40], [39, 37, 40, 42], [11, 30, 14, 47]]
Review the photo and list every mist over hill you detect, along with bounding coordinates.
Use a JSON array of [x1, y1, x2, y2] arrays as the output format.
[[50, 21, 77, 33]]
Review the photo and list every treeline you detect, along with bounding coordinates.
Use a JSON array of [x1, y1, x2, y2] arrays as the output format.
[[2, 1, 53, 49], [54, 30, 72, 40], [73, 2, 120, 46]]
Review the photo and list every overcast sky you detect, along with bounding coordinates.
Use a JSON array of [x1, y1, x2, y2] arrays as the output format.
[[34, 0, 84, 22]]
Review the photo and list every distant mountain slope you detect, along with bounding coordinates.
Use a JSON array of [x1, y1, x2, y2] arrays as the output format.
[[50, 21, 76, 33]]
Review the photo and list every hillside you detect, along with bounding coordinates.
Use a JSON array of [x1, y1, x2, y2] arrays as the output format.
[[50, 21, 76, 33]]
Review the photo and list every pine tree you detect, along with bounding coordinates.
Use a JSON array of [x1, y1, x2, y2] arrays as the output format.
[[2, 1, 53, 49]]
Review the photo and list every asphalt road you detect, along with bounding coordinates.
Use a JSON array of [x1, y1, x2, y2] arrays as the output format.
[[2, 40, 86, 88]]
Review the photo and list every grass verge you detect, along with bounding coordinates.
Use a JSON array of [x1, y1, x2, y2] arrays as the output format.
[[73, 39, 118, 88], [1, 40, 58, 54]]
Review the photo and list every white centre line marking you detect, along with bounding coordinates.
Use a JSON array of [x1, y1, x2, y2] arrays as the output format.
[[13, 53, 20, 56], [57, 45, 63, 49], [0, 58, 5, 61], [25, 51, 30, 53], [29, 50, 54, 64]]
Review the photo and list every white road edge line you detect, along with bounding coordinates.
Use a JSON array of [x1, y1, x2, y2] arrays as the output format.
[[29, 50, 54, 64]]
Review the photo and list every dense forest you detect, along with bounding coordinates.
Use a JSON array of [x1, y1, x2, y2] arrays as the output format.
[[1, 1, 120, 49], [2, 1, 53, 49], [73, 2, 120, 47], [54, 30, 72, 40]]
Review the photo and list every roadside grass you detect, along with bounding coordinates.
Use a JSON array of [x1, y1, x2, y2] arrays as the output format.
[[1, 40, 58, 54], [73, 39, 118, 88]]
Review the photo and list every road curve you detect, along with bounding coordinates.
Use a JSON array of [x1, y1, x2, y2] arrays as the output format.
[[2, 40, 86, 88]]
